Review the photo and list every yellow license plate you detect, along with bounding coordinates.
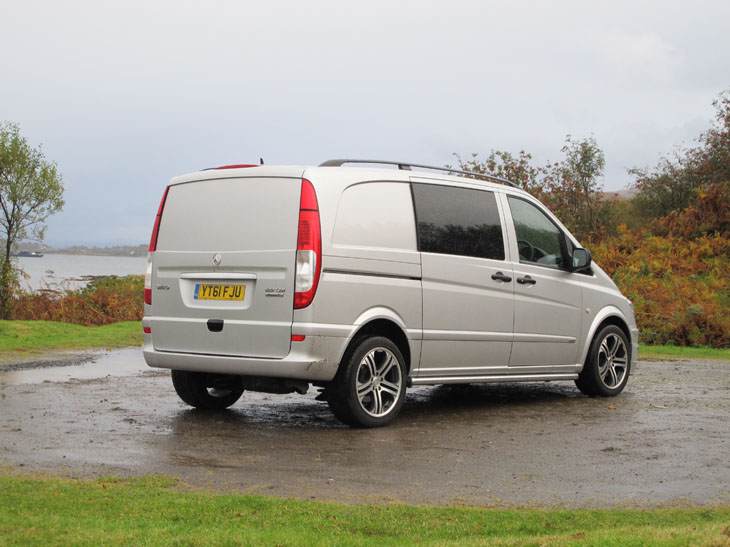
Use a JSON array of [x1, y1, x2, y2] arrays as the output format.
[[194, 284, 245, 301]]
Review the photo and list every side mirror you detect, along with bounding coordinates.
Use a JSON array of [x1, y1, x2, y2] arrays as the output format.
[[571, 248, 592, 272]]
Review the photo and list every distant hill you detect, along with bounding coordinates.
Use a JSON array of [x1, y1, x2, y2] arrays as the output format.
[[6, 241, 148, 257], [601, 188, 639, 201], [48, 244, 148, 257]]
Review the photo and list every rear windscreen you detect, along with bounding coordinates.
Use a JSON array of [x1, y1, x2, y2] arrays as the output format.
[[155, 177, 301, 252]]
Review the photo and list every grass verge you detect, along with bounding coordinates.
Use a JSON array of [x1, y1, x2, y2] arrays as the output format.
[[0, 320, 142, 356], [1, 319, 728, 363], [1, 474, 729, 545], [638, 344, 730, 361]]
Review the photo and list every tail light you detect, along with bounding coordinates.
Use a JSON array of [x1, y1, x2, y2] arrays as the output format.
[[294, 179, 321, 309], [145, 187, 169, 305]]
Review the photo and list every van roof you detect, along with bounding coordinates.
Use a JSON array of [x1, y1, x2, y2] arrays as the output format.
[[317, 159, 519, 188], [168, 160, 522, 193]]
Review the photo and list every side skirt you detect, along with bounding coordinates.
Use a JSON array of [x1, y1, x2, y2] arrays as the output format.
[[409, 373, 579, 386]]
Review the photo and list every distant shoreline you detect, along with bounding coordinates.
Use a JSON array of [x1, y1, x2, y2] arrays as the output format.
[[44, 251, 146, 258], [43, 249, 147, 258], [10, 243, 148, 258]]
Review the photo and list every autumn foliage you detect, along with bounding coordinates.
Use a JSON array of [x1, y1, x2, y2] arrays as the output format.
[[593, 90, 730, 347], [11, 275, 143, 326], [652, 182, 730, 239], [458, 88, 730, 348], [592, 226, 730, 347]]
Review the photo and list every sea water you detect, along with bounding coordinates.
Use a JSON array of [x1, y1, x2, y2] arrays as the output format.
[[14, 254, 147, 292]]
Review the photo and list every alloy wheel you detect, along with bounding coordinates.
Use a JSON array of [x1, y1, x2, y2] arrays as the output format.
[[597, 333, 628, 389], [355, 347, 403, 418]]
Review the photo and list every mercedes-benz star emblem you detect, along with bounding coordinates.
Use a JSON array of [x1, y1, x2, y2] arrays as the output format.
[[212, 253, 222, 266]]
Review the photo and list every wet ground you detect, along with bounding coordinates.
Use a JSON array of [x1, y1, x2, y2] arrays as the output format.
[[1, 349, 728, 507]]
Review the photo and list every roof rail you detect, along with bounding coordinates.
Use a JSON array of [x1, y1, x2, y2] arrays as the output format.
[[318, 159, 519, 188]]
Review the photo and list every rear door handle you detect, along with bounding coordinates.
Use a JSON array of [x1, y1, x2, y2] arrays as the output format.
[[516, 275, 537, 285], [491, 272, 512, 282]]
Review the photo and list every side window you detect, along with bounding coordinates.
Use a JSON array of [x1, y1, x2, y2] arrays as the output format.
[[332, 182, 417, 250], [411, 184, 505, 260], [507, 196, 566, 268]]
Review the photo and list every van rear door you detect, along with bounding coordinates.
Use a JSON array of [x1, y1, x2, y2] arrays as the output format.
[[148, 175, 300, 359]]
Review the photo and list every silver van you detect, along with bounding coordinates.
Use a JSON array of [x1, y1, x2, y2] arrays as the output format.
[[143, 160, 639, 427]]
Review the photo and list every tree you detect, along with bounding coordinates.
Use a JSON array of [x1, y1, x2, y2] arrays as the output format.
[[453, 135, 607, 242], [629, 153, 698, 219], [451, 150, 544, 195], [695, 89, 730, 186], [0, 122, 64, 318], [631, 87, 730, 219], [542, 135, 606, 239], [653, 181, 730, 238]]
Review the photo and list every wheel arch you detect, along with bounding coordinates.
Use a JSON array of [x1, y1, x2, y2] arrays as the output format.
[[580, 307, 633, 367], [340, 318, 412, 375]]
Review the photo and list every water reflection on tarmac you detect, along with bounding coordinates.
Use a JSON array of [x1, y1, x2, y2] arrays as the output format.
[[1, 350, 728, 507], [0, 349, 148, 385]]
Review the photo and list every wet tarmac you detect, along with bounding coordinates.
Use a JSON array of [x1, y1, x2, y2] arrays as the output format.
[[1, 349, 728, 507]]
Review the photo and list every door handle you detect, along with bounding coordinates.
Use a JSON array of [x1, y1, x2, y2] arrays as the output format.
[[516, 275, 537, 285], [491, 272, 512, 282]]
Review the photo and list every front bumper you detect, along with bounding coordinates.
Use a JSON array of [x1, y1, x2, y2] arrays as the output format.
[[631, 326, 640, 368]]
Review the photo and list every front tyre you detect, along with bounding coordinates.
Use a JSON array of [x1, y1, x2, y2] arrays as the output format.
[[171, 370, 243, 410], [328, 337, 407, 428], [575, 325, 631, 397]]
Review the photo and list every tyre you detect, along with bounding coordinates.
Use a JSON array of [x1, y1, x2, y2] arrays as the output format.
[[327, 336, 407, 428], [171, 370, 244, 410], [575, 325, 631, 397]]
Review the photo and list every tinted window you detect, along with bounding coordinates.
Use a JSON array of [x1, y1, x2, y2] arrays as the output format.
[[412, 184, 505, 260], [507, 196, 566, 268]]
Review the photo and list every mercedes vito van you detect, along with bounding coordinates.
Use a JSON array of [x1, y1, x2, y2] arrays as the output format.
[[143, 159, 639, 427]]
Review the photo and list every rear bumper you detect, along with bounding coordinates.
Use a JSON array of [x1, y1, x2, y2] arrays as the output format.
[[142, 334, 345, 382]]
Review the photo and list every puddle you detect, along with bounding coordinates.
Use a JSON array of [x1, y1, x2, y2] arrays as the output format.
[[0, 348, 151, 385]]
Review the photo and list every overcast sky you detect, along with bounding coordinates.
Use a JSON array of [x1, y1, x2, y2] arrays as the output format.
[[2, 0, 729, 246]]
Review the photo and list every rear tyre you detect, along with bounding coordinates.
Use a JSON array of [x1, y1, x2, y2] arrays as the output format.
[[327, 336, 407, 428], [575, 325, 631, 397], [171, 370, 244, 410]]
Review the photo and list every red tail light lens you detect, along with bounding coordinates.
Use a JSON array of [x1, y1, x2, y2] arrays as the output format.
[[144, 254, 153, 305], [145, 187, 169, 305], [148, 187, 169, 253], [294, 179, 321, 309]]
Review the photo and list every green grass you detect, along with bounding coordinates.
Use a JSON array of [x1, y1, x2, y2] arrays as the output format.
[[0, 320, 142, 356], [1, 319, 728, 363], [638, 343, 730, 361], [1, 474, 728, 545]]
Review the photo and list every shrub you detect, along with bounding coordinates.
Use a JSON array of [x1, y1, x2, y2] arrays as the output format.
[[592, 228, 730, 347], [9, 234, 730, 347], [11, 275, 143, 326]]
